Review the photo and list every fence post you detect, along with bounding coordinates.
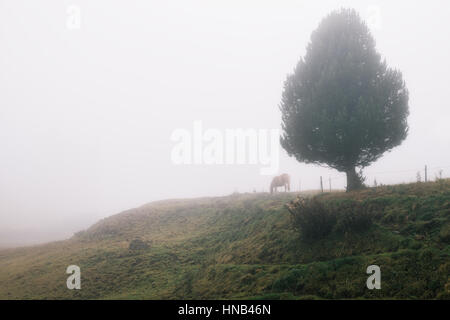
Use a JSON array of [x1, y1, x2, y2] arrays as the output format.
[[329, 177, 331, 192], [425, 165, 427, 182], [320, 176, 323, 193]]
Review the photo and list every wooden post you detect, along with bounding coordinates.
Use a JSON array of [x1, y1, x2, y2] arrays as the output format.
[[425, 165, 427, 182], [299, 179, 301, 192], [329, 177, 331, 192], [320, 176, 323, 193]]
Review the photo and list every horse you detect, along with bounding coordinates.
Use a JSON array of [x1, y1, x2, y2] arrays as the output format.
[[270, 173, 290, 194]]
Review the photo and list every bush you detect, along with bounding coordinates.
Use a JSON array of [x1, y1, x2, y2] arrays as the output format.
[[287, 197, 374, 241], [439, 223, 450, 244], [128, 238, 149, 251], [271, 268, 304, 292], [286, 197, 336, 241], [333, 201, 373, 234]]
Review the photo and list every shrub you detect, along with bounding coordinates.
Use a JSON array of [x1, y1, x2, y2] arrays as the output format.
[[287, 197, 374, 241], [286, 197, 336, 241], [271, 268, 304, 292], [128, 238, 149, 251], [333, 201, 374, 234], [439, 223, 450, 244]]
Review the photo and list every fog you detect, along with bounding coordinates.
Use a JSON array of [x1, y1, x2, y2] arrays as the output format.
[[1, 0, 449, 247]]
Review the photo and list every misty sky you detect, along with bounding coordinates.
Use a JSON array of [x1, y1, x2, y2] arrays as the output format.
[[1, 0, 449, 246]]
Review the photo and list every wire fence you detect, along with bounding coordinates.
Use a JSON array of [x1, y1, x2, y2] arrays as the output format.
[[316, 164, 450, 192]]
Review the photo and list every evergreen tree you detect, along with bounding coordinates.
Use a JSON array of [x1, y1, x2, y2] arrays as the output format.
[[280, 8, 409, 191]]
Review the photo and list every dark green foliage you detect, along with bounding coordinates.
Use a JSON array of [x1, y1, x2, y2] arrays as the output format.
[[287, 198, 336, 241], [280, 9, 409, 190], [266, 249, 449, 299], [332, 201, 373, 234], [440, 223, 450, 244], [287, 197, 374, 241], [128, 238, 149, 251], [271, 268, 305, 292]]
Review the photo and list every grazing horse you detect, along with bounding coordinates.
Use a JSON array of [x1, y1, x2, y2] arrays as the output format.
[[270, 173, 290, 194]]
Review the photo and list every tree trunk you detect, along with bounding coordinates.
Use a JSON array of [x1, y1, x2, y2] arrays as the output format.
[[346, 167, 362, 192]]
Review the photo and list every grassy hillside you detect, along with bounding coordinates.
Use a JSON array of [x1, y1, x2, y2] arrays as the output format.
[[0, 180, 449, 299]]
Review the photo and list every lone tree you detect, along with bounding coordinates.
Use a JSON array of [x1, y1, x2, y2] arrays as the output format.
[[280, 9, 409, 191]]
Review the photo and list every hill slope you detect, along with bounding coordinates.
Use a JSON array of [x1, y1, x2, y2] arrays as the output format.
[[0, 181, 449, 299]]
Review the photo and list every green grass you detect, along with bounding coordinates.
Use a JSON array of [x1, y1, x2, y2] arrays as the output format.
[[0, 181, 449, 299]]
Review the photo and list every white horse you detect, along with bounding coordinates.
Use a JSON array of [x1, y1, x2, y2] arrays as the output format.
[[270, 173, 290, 194]]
